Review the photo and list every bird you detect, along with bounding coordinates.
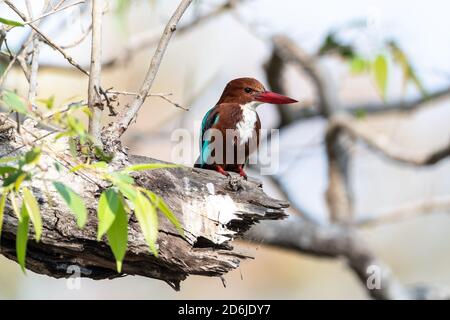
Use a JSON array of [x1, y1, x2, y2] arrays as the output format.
[[194, 77, 298, 179]]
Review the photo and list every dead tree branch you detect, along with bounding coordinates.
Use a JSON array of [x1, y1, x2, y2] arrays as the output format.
[[0, 126, 287, 289]]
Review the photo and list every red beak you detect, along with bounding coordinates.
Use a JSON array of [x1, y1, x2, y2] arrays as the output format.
[[255, 91, 298, 104]]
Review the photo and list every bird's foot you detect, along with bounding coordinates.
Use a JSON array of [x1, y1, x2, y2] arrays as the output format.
[[237, 166, 248, 180], [215, 165, 231, 178]]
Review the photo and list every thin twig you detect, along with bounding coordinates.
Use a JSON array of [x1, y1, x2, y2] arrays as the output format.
[[327, 114, 450, 166], [106, 90, 189, 111], [23, 1, 86, 26], [0, 37, 33, 88], [356, 196, 450, 227], [60, 24, 92, 49], [103, 0, 242, 67], [4, 0, 89, 76], [109, 0, 193, 139]]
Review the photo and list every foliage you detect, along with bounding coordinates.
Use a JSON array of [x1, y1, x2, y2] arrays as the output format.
[[0, 91, 183, 273], [0, 17, 24, 27], [318, 27, 427, 100]]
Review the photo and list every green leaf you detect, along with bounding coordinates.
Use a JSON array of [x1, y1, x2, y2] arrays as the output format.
[[70, 161, 107, 173], [0, 156, 19, 164], [53, 182, 87, 228], [116, 182, 137, 201], [0, 166, 17, 175], [133, 192, 158, 256], [0, 191, 8, 238], [157, 197, 184, 237], [16, 205, 30, 273], [106, 195, 128, 273], [373, 55, 388, 99], [0, 17, 24, 27], [9, 192, 21, 221], [22, 187, 42, 242], [14, 172, 28, 191], [141, 189, 183, 237], [350, 56, 369, 74], [54, 161, 63, 173], [388, 41, 427, 96], [2, 170, 25, 188], [23, 147, 41, 165], [110, 172, 134, 184], [93, 146, 113, 162], [97, 188, 121, 240], [0, 91, 27, 114], [68, 138, 77, 157], [37, 95, 55, 109], [354, 108, 367, 119], [123, 163, 180, 173]]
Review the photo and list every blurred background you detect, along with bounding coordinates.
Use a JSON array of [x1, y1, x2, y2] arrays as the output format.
[[1, 0, 450, 299]]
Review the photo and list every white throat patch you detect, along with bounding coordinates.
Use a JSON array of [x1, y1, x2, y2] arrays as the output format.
[[236, 102, 260, 144]]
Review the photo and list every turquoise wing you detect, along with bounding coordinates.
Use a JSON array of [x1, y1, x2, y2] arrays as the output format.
[[199, 109, 220, 166]]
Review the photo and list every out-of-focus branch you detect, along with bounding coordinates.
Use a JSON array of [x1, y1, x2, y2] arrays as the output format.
[[356, 195, 450, 227], [103, 0, 243, 67], [244, 175, 450, 300], [265, 35, 354, 222], [60, 24, 92, 49], [23, 1, 86, 26], [269, 35, 335, 118], [243, 215, 450, 300], [106, 0, 193, 141], [0, 37, 33, 88], [106, 90, 189, 111], [87, 0, 104, 147], [4, 0, 89, 76], [327, 114, 450, 166], [346, 86, 450, 115], [325, 126, 354, 222]]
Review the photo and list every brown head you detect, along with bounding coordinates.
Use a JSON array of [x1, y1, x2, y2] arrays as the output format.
[[217, 77, 298, 105]]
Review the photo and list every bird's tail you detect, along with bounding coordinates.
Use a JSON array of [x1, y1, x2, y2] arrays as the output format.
[[193, 155, 203, 168]]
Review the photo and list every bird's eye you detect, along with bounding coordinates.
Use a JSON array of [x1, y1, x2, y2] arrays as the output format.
[[244, 87, 252, 93]]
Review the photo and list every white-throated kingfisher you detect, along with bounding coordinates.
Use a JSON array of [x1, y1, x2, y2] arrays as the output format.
[[194, 77, 298, 179]]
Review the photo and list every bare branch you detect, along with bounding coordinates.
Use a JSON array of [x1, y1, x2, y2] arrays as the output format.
[[327, 114, 450, 166], [106, 90, 189, 111], [270, 35, 337, 117], [4, 0, 89, 76], [356, 195, 450, 227], [0, 37, 33, 88], [60, 24, 92, 49], [103, 0, 242, 67], [87, 0, 104, 146], [346, 86, 450, 115], [27, 37, 41, 103], [243, 215, 450, 299], [23, 1, 86, 26], [266, 35, 354, 223], [106, 0, 193, 140]]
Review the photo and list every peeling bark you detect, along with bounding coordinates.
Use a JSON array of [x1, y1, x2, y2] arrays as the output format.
[[0, 127, 288, 290]]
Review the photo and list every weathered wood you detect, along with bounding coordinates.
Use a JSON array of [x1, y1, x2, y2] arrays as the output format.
[[0, 126, 288, 290]]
